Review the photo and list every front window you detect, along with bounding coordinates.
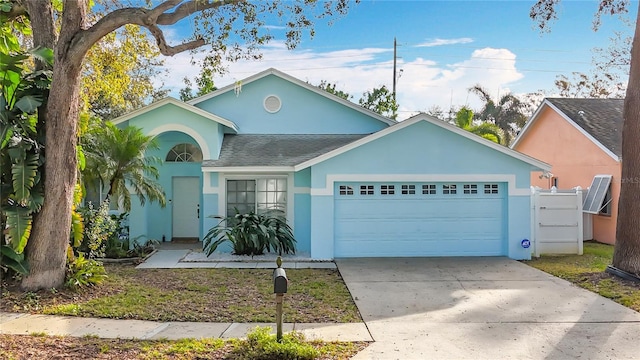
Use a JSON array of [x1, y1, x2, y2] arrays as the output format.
[[227, 178, 287, 217], [166, 143, 203, 162]]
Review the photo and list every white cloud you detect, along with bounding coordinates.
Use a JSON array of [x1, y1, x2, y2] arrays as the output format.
[[414, 38, 474, 48], [157, 43, 524, 120]]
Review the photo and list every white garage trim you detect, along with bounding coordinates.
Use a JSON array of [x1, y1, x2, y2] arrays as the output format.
[[311, 174, 530, 196]]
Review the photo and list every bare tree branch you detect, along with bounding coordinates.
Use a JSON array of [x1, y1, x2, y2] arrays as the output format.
[[157, 0, 244, 25], [146, 23, 205, 56], [73, 0, 244, 61]]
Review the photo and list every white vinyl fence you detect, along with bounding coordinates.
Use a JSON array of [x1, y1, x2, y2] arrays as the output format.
[[530, 187, 584, 257]]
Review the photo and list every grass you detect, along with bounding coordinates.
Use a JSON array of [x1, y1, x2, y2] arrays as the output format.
[[0, 328, 368, 359], [524, 241, 640, 312], [1, 264, 361, 323]]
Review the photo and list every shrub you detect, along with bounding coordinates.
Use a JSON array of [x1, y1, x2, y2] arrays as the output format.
[[65, 248, 107, 289], [77, 200, 117, 259], [203, 210, 296, 256], [231, 326, 319, 360]]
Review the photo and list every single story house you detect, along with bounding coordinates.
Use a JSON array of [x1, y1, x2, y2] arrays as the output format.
[[511, 98, 623, 245], [112, 68, 550, 260]]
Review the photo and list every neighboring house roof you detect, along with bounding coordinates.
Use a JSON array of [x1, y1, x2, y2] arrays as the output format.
[[187, 68, 397, 127], [512, 98, 623, 161], [110, 97, 239, 133], [293, 113, 551, 172], [202, 134, 367, 168]]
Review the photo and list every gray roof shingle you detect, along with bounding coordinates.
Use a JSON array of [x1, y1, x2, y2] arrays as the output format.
[[203, 134, 368, 167], [547, 98, 623, 157]]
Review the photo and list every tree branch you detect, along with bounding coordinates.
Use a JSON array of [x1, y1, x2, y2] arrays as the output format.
[[74, 0, 244, 60], [146, 23, 205, 56], [156, 0, 244, 25], [3, 1, 27, 20]]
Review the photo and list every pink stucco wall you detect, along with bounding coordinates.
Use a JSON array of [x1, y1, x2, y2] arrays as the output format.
[[514, 106, 621, 244]]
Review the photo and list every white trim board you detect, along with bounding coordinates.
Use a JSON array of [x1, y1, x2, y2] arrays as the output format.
[[148, 123, 212, 160], [202, 166, 295, 173], [310, 174, 531, 197], [110, 97, 239, 133], [294, 114, 551, 172], [511, 99, 620, 162], [187, 68, 396, 127]]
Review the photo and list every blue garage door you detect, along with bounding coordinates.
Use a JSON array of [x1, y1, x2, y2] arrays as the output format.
[[334, 182, 506, 257]]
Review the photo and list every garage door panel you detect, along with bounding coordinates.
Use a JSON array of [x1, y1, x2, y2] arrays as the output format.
[[334, 182, 506, 257]]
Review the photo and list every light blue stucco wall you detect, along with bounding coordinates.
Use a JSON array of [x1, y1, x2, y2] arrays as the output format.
[[307, 120, 537, 260], [128, 131, 204, 243], [194, 74, 389, 134], [293, 169, 312, 253], [124, 103, 224, 160]]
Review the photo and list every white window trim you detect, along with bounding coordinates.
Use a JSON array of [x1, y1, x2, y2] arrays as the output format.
[[311, 174, 523, 196], [217, 173, 294, 230]]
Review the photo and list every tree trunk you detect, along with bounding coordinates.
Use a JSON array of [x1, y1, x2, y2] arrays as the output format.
[[612, 3, 640, 274], [21, 1, 87, 291]]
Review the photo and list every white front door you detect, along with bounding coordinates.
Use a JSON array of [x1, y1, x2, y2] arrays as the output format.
[[172, 177, 200, 239]]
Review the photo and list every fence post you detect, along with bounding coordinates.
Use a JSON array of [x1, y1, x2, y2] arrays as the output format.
[[531, 186, 540, 258], [575, 186, 584, 255]]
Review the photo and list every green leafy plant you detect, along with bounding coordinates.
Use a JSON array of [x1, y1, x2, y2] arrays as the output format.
[[128, 237, 158, 258], [65, 249, 107, 289], [0, 244, 29, 275], [76, 200, 117, 259], [203, 210, 296, 256], [0, 47, 52, 257], [231, 326, 319, 360]]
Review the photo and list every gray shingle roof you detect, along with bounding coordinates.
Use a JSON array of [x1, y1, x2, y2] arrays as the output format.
[[547, 98, 623, 157], [203, 134, 368, 167]]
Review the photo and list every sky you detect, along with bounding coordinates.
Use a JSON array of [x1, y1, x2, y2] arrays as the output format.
[[156, 0, 638, 120]]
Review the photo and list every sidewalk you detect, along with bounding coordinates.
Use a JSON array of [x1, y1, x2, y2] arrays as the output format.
[[0, 250, 367, 343], [0, 312, 372, 342]]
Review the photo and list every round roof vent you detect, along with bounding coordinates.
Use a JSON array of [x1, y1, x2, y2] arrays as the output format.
[[264, 95, 282, 113]]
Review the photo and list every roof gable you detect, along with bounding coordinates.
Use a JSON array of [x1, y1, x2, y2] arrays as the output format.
[[187, 68, 396, 128], [512, 98, 622, 161], [295, 113, 550, 171], [110, 97, 239, 133]]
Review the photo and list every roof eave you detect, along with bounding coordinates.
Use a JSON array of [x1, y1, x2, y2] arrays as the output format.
[[294, 113, 551, 172], [201, 166, 295, 173], [187, 68, 397, 127], [110, 97, 239, 133]]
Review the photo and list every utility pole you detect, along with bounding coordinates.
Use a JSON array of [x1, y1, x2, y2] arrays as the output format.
[[392, 37, 397, 100]]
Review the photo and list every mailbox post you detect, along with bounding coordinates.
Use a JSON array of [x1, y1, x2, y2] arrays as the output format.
[[273, 256, 288, 342]]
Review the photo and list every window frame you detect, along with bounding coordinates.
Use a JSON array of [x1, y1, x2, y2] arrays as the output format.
[[166, 143, 203, 162], [225, 176, 288, 219]]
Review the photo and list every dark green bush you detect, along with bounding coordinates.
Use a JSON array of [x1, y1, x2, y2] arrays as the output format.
[[203, 210, 296, 256]]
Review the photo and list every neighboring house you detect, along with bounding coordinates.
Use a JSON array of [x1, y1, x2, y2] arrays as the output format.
[[511, 98, 623, 245], [112, 68, 549, 260]]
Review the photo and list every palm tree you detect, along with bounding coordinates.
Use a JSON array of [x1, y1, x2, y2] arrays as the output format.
[[453, 107, 503, 144], [468, 85, 527, 145], [82, 121, 166, 211]]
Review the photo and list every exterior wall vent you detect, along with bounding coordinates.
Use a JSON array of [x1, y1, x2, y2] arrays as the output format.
[[264, 95, 282, 113]]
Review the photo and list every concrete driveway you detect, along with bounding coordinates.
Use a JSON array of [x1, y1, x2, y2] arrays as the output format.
[[336, 257, 640, 360]]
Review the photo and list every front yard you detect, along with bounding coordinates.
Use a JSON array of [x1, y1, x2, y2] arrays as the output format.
[[1, 265, 361, 323], [524, 241, 640, 312]]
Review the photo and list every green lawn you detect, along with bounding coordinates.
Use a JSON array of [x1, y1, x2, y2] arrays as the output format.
[[1, 265, 361, 323], [524, 241, 640, 312]]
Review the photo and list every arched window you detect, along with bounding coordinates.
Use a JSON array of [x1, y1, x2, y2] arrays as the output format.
[[166, 143, 203, 162]]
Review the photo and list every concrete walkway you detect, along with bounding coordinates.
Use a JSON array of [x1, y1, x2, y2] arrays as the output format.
[[0, 312, 371, 342], [136, 249, 337, 269], [337, 257, 640, 360]]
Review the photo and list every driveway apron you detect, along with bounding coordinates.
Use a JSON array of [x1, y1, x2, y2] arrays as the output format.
[[336, 257, 640, 360]]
